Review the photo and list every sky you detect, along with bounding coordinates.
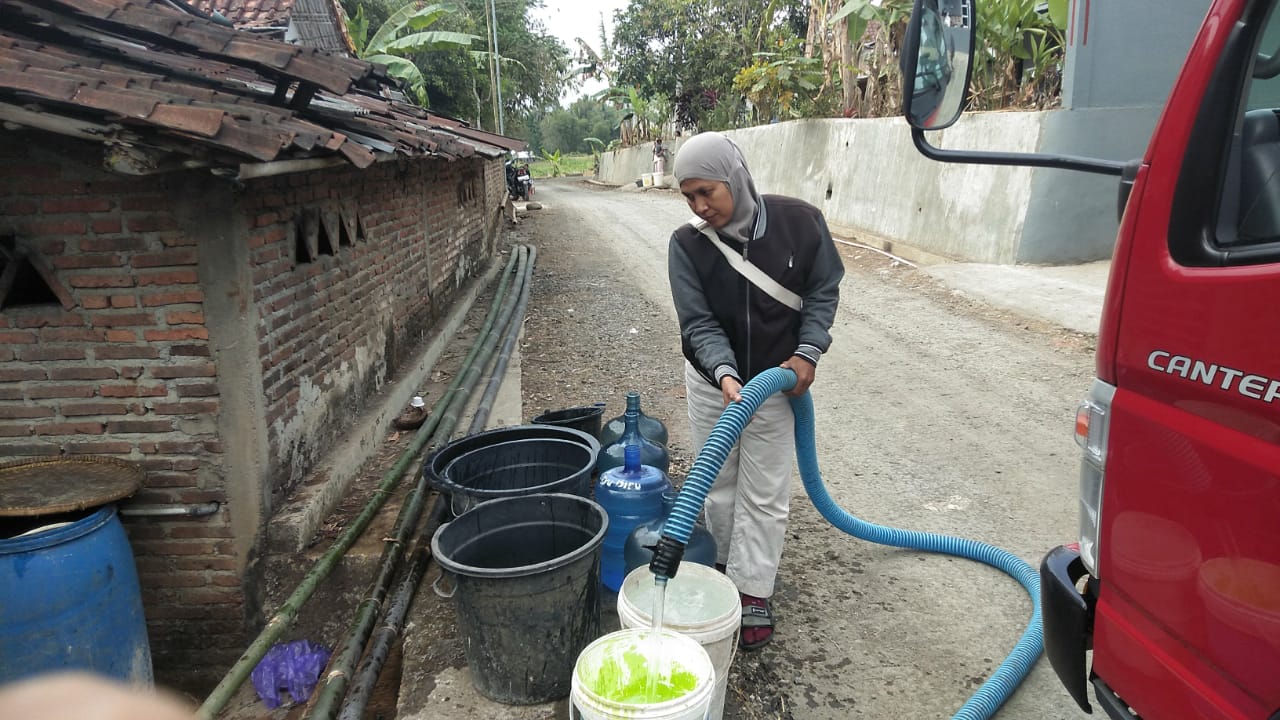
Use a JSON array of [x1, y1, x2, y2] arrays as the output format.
[[532, 0, 631, 103]]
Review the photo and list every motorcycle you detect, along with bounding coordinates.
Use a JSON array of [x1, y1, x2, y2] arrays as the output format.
[[505, 160, 533, 201]]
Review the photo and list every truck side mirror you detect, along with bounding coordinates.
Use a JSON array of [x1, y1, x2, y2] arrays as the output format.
[[901, 0, 976, 131]]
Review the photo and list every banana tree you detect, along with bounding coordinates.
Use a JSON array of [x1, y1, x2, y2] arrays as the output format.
[[347, 2, 478, 105], [829, 0, 913, 117], [973, 0, 1066, 109], [732, 42, 825, 123], [583, 136, 605, 175]]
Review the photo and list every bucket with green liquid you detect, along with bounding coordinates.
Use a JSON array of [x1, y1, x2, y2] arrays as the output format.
[[570, 628, 715, 720]]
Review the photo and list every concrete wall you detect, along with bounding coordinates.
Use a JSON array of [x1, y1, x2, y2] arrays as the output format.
[[602, 115, 1043, 264], [0, 134, 503, 688], [601, 109, 1154, 264]]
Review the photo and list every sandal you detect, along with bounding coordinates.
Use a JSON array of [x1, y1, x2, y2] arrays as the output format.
[[739, 594, 774, 650]]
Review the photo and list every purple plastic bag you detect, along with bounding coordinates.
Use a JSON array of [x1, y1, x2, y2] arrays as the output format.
[[250, 640, 331, 709]]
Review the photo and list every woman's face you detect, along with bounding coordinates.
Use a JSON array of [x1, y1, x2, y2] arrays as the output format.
[[679, 178, 734, 229]]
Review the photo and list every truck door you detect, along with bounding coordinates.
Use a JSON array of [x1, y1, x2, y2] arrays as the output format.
[[1094, 0, 1280, 714]]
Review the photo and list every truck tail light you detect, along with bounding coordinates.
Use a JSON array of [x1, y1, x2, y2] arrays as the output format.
[[1074, 379, 1116, 576]]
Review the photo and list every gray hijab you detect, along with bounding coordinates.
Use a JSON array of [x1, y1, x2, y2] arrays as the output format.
[[673, 132, 762, 244]]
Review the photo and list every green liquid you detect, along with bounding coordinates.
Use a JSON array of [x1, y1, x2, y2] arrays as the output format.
[[588, 645, 698, 705]]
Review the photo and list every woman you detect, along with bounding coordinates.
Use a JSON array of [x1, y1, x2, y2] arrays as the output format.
[[667, 132, 843, 649]]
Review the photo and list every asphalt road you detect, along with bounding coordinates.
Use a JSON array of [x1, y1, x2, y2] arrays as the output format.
[[531, 177, 1094, 720]]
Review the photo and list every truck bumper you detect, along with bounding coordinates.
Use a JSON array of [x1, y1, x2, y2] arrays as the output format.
[[1040, 544, 1096, 713]]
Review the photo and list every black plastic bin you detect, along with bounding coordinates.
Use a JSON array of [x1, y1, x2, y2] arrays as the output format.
[[425, 425, 599, 515], [431, 493, 608, 704], [531, 404, 605, 439]]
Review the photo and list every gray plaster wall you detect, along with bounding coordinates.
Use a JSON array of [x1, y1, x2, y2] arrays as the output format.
[[1018, 107, 1163, 263], [1062, 0, 1210, 110], [1017, 0, 1211, 263]]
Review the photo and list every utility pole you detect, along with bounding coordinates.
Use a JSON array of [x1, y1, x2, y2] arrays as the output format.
[[488, 0, 505, 134]]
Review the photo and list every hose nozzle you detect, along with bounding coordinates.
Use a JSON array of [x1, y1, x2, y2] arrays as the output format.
[[649, 535, 686, 581]]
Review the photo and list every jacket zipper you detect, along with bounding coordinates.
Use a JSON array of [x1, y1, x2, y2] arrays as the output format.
[[743, 243, 752, 379]]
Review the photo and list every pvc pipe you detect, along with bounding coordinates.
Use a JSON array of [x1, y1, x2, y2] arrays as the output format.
[[118, 502, 220, 518], [235, 157, 349, 181]]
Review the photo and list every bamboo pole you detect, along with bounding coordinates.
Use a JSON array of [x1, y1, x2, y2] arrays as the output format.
[[300, 246, 530, 720]]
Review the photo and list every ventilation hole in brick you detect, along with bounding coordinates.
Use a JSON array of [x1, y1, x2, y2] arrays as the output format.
[[0, 237, 63, 310], [294, 222, 312, 264], [338, 215, 355, 247], [317, 220, 336, 257]]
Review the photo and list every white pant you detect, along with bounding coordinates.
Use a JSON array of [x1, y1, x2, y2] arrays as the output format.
[[684, 362, 795, 598]]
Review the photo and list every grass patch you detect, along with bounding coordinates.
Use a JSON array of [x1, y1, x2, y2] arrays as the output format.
[[528, 153, 595, 179]]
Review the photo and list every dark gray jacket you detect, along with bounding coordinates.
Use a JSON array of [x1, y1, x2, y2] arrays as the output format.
[[669, 194, 843, 387]]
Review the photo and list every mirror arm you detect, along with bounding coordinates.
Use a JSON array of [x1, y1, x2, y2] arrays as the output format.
[[1255, 50, 1280, 79], [911, 128, 1128, 176]]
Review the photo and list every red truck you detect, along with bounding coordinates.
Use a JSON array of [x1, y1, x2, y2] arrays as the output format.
[[902, 0, 1280, 717]]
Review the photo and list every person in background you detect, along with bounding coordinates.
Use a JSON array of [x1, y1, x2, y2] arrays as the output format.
[[653, 137, 668, 176], [667, 131, 843, 650]]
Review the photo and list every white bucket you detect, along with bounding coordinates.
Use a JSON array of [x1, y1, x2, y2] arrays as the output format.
[[571, 628, 715, 720], [642, 173, 655, 187], [653, 171, 665, 187], [618, 563, 739, 720]]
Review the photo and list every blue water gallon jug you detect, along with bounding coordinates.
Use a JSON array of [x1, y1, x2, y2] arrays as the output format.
[[624, 490, 717, 576], [595, 446, 671, 591], [599, 391, 669, 448], [597, 396, 669, 476]]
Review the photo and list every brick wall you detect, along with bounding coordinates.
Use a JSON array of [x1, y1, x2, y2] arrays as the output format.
[[0, 135, 501, 690], [240, 157, 496, 502]]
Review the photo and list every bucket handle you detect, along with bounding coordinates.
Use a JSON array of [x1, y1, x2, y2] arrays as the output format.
[[450, 493, 470, 517], [431, 571, 455, 599]]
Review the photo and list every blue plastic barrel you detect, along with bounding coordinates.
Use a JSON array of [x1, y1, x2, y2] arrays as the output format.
[[0, 505, 153, 684]]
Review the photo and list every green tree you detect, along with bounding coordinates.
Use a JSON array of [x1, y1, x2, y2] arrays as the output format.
[[346, 1, 478, 105], [612, 0, 807, 131], [732, 37, 826, 123], [344, 0, 571, 136], [539, 98, 622, 154], [419, 0, 569, 134]]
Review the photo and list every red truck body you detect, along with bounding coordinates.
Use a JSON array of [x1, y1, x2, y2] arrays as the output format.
[[904, 0, 1280, 717], [1073, 0, 1280, 715]]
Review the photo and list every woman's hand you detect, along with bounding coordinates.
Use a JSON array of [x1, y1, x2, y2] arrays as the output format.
[[780, 356, 815, 396], [719, 375, 743, 405]]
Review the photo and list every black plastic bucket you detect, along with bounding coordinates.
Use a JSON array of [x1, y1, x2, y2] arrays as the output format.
[[425, 426, 599, 515], [432, 493, 608, 704], [531, 404, 605, 439]]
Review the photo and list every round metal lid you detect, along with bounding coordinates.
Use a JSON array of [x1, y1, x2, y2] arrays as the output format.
[[0, 456, 143, 517]]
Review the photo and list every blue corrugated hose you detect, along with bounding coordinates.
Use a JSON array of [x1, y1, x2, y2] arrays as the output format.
[[652, 367, 1043, 720]]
